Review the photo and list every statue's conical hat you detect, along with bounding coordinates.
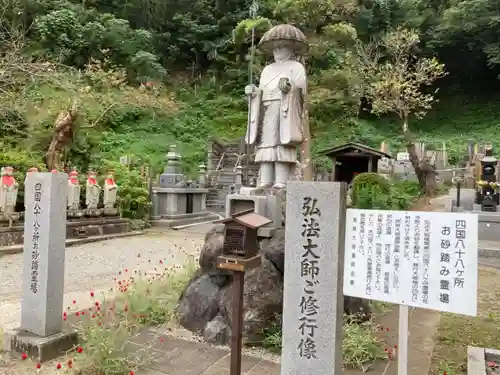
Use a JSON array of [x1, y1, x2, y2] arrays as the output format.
[[258, 24, 309, 56]]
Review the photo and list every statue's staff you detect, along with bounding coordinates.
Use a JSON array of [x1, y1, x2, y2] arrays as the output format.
[[245, 0, 258, 185]]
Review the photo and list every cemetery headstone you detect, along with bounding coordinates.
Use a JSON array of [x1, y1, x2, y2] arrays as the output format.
[[281, 181, 347, 375], [5, 172, 77, 361]]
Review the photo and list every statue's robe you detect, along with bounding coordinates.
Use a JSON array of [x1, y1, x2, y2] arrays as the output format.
[[245, 60, 306, 164], [67, 179, 81, 210]]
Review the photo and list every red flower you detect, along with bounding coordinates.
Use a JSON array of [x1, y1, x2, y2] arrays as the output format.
[[81, 311, 85, 315], [56, 363, 61, 369], [90, 291, 95, 298], [77, 346, 83, 353], [67, 359, 73, 368], [125, 268, 128, 272], [63, 316, 67, 321], [35, 363, 41, 369], [95, 301, 100, 306], [72, 300, 76, 304], [130, 371, 135, 375], [394, 344, 398, 349], [21, 352, 28, 360], [76, 312, 80, 317]]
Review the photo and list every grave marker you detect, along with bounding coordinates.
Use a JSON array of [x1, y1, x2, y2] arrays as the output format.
[[21, 172, 68, 336], [281, 181, 347, 375]]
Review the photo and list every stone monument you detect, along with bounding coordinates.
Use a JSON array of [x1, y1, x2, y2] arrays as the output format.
[[5, 172, 77, 361], [244, 24, 308, 189], [85, 170, 102, 216], [159, 145, 184, 187], [67, 169, 83, 218], [151, 145, 216, 228], [0, 166, 20, 224], [281, 181, 346, 375], [103, 171, 118, 216]]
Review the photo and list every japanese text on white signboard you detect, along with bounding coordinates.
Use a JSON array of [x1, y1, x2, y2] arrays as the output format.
[[343, 209, 478, 316]]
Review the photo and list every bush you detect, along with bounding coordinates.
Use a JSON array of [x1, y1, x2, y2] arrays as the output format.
[[351, 173, 391, 206], [354, 180, 422, 210]]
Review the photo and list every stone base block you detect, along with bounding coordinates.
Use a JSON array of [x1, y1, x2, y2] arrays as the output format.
[[103, 207, 119, 216], [151, 211, 220, 228], [4, 329, 78, 362], [226, 193, 282, 228], [239, 186, 265, 196], [85, 208, 103, 217], [67, 209, 84, 218]]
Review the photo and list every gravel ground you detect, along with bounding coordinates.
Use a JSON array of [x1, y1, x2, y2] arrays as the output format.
[[0, 229, 205, 330]]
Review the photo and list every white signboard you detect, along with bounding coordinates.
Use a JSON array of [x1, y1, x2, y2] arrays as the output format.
[[396, 152, 410, 161], [343, 209, 478, 316]]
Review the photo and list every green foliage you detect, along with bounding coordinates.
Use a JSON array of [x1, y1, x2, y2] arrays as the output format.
[[100, 161, 150, 219], [351, 172, 391, 205], [262, 313, 385, 369], [353, 179, 422, 210]]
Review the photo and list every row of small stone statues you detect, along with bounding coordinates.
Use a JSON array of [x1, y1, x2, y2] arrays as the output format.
[[0, 166, 118, 221]]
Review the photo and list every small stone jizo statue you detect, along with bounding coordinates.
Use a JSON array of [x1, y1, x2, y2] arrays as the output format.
[[0, 166, 19, 222], [245, 24, 309, 188], [85, 171, 101, 213], [67, 169, 84, 217], [103, 172, 118, 215]]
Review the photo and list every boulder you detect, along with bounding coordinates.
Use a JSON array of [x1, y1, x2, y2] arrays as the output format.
[[176, 223, 372, 344], [204, 314, 231, 345], [219, 257, 283, 343], [260, 228, 285, 275], [176, 272, 221, 333]]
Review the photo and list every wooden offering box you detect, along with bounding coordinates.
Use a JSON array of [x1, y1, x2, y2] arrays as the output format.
[[215, 209, 272, 272]]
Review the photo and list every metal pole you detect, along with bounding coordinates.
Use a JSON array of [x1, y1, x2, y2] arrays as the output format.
[[230, 271, 245, 375], [245, 0, 258, 186], [456, 180, 461, 207]]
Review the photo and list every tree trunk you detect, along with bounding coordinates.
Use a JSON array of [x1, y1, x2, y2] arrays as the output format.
[[46, 104, 78, 171], [405, 134, 437, 196]]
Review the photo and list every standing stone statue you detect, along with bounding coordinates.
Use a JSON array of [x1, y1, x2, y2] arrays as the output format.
[[67, 169, 83, 217], [85, 171, 102, 216], [0, 166, 19, 223], [103, 172, 118, 216], [245, 24, 309, 189]]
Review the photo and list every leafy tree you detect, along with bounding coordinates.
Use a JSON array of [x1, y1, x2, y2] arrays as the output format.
[[432, 0, 500, 74], [355, 28, 447, 195]]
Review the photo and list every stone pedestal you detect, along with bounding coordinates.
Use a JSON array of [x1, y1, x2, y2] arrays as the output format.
[[67, 209, 84, 218], [103, 207, 119, 216], [225, 189, 283, 237], [150, 187, 216, 228]]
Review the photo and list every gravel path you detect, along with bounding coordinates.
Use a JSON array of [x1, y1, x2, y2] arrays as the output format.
[[0, 229, 205, 330]]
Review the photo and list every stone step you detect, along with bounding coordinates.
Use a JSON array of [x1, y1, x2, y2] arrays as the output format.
[[150, 212, 220, 228]]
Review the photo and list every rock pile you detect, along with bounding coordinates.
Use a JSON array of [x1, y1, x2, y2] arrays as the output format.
[[176, 225, 371, 345]]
